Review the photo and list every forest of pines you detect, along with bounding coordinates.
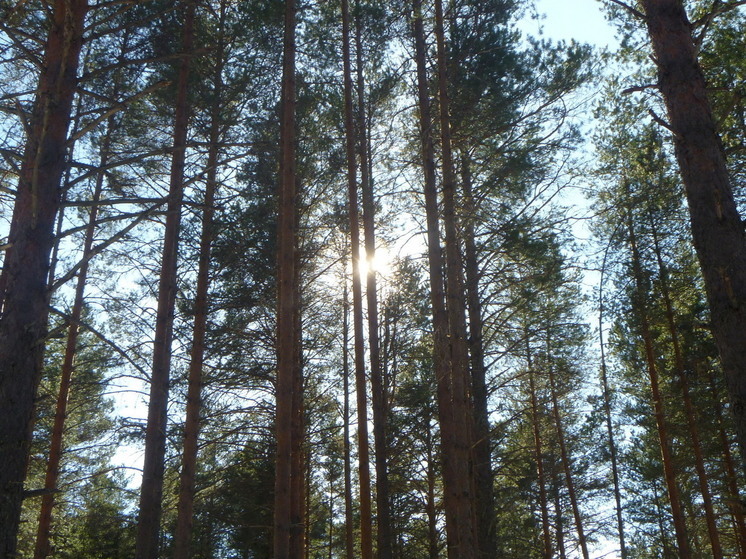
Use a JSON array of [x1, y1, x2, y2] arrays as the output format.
[[1, 0, 746, 557]]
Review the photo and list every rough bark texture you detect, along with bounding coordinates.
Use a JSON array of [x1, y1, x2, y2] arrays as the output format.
[[135, 3, 196, 556], [0, 1, 88, 554], [640, 0, 746, 475], [274, 0, 300, 554]]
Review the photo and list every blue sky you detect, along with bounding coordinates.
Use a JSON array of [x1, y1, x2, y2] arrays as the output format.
[[524, 0, 619, 49]]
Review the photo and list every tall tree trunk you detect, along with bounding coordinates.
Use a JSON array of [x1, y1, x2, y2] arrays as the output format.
[[649, 217, 723, 558], [425, 421, 440, 559], [342, 278, 355, 559], [135, 3, 196, 556], [33, 115, 110, 559], [0, 1, 88, 554], [433, 2, 478, 554], [461, 154, 497, 559], [412, 1, 476, 555], [353, 8, 392, 557], [707, 362, 746, 556], [172, 4, 227, 556], [551, 460, 567, 559], [545, 333, 589, 559], [290, 265, 306, 558], [625, 207, 691, 558], [640, 0, 746, 475], [274, 0, 302, 554], [598, 239, 628, 558], [341, 1, 373, 556], [526, 339, 552, 559]]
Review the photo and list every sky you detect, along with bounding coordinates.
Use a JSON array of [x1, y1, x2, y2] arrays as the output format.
[[523, 0, 619, 49]]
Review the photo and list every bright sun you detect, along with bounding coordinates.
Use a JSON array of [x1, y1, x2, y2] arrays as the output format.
[[357, 245, 392, 280]]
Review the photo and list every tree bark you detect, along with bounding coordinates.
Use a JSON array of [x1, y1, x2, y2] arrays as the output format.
[[274, 0, 300, 555], [33, 115, 110, 559], [135, 3, 196, 557], [640, 0, 746, 475], [545, 333, 589, 559], [0, 1, 88, 554], [353, 7, 393, 556], [649, 217, 723, 558], [172, 4, 227, 555], [342, 277, 355, 559], [626, 207, 691, 558], [412, 1, 477, 555], [526, 340, 552, 559], [341, 1, 374, 556], [598, 240, 628, 558], [461, 154, 497, 559]]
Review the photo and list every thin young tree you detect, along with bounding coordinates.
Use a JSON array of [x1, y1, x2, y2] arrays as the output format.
[[0, 1, 88, 554]]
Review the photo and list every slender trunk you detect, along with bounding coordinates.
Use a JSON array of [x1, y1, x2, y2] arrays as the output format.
[[341, 1, 373, 556], [135, 3, 196, 556], [551, 460, 567, 559], [598, 240, 628, 558], [652, 481, 674, 558], [640, 0, 746, 475], [649, 218, 723, 558], [342, 279, 355, 559], [545, 334, 589, 559], [626, 208, 691, 558], [526, 340, 552, 559], [290, 265, 305, 558], [353, 7, 392, 557], [274, 0, 299, 554], [0, 1, 88, 554], [425, 423, 440, 559], [705, 361, 746, 555], [33, 118, 110, 559], [172, 5, 226, 556], [412, 2, 476, 556], [461, 155, 496, 559]]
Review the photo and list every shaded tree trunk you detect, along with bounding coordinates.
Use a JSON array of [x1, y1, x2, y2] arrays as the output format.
[[526, 341, 552, 559], [172, 4, 227, 555], [354, 7, 392, 556], [342, 278, 355, 559], [0, 1, 88, 554], [598, 240, 628, 558], [545, 333, 589, 559], [274, 0, 303, 554], [412, 1, 476, 555], [626, 207, 691, 558], [649, 216, 723, 558], [640, 0, 746, 475], [33, 115, 110, 559], [461, 154, 497, 559], [135, 2, 197, 556], [341, 1, 373, 556]]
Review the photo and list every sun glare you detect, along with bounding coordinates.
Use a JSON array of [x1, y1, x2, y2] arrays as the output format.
[[357, 245, 392, 280]]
